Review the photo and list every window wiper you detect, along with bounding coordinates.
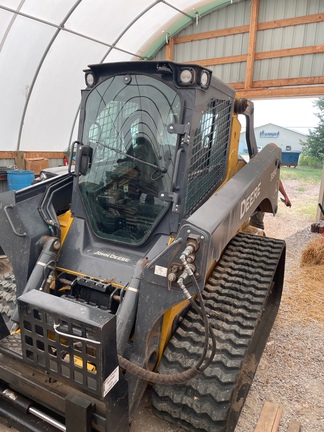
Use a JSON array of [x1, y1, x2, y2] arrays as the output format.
[[95, 141, 167, 173]]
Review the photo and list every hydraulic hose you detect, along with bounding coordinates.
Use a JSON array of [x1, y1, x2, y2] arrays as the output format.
[[118, 354, 200, 384], [117, 280, 216, 384], [189, 273, 217, 372], [118, 249, 217, 383], [179, 248, 217, 372]]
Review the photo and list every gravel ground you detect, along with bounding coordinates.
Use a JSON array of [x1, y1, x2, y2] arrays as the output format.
[[1, 179, 323, 432], [236, 229, 324, 432], [236, 179, 324, 432]]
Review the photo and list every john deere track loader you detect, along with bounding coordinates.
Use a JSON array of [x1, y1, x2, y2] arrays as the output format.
[[0, 61, 285, 432]]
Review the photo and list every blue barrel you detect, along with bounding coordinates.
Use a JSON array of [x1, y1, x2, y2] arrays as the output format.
[[7, 170, 35, 191]]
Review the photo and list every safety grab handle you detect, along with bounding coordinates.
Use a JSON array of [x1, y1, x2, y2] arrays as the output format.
[[53, 323, 101, 345], [4, 204, 26, 237]]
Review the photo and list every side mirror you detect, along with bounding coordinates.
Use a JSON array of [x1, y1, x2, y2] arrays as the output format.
[[79, 146, 93, 175]]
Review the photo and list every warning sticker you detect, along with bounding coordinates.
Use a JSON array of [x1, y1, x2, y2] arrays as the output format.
[[103, 366, 119, 397], [154, 265, 168, 277]]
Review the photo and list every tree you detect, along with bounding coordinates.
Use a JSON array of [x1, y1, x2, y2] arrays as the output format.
[[302, 98, 324, 163]]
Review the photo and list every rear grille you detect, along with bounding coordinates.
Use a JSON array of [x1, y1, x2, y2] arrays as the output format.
[[18, 290, 119, 398]]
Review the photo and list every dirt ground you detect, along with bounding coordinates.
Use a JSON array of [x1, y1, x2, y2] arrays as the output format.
[[0, 178, 323, 432]]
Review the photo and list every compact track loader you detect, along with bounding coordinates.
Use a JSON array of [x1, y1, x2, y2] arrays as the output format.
[[0, 61, 285, 432]]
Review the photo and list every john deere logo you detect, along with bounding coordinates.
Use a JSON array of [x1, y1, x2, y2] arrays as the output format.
[[93, 251, 130, 262]]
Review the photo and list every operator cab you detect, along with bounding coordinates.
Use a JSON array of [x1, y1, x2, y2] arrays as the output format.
[[78, 72, 181, 244], [74, 61, 235, 247]]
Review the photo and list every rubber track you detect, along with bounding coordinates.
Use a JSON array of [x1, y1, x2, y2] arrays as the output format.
[[152, 233, 285, 432], [0, 272, 16, 323]]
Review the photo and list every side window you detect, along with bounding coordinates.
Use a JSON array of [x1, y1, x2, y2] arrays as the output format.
[[185, 99, 232, 216]]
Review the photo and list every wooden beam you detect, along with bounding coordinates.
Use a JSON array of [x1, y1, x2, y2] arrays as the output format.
[[187, 54, 246, 66], [173, 13, 324, 45], [0, 151, 65, 158], [174, 25, 249, 44], [254, 401, 282, 432], [233, 85, 324, 98], [187, 44, 324, 68], [255, 44, 324, 60], [0, 152, 16, 159], [258, 13, 324, 30], [165, 36, 174, 60], [250, 76, 324, 88], [22, 152, 65, 159], [15, 151, 25, 170], [0, 151, 65, 168], [230, 76, 324, 90], [245, 0, 259, 89]]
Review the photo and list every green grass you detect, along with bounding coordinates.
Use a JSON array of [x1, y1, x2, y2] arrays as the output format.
[[295, 186, 305, 192], [279, 166, 323, 220], [280, 166, 323, 184], [294, 198, 319, 220]]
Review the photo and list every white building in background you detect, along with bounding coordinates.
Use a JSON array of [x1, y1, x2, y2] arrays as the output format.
[[239, 123, 307, 154]]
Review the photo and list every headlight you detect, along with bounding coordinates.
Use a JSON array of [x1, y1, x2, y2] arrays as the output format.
[[85, 72, 95, 87], [200, 70, 210, 88], [179, 68, 195, 85]]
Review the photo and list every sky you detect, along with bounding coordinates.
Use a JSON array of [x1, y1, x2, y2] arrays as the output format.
[[252, 97, 320, 136]]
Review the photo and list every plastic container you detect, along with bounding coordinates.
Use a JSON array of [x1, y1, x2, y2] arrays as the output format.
[[281, 151, 301, 167], [7, 170, 35, 191]]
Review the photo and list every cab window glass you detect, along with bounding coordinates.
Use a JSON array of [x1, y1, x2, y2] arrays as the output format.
[[79, 75, 182, 244]]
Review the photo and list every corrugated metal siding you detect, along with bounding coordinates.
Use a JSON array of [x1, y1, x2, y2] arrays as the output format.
[[258, 0, 323, 21], [209, 62, 246, 84], [175, 0, 251, 60], [179, 0, 251, 36], [152, 0, 324, 86], [256, 0, 324, 81], [254, 53, 324, 81], [153, 0, 249, 61]]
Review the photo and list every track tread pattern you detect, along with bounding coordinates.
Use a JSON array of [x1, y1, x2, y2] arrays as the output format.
[[152, 234, 285, 432], [0, 272, 16, 323]]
